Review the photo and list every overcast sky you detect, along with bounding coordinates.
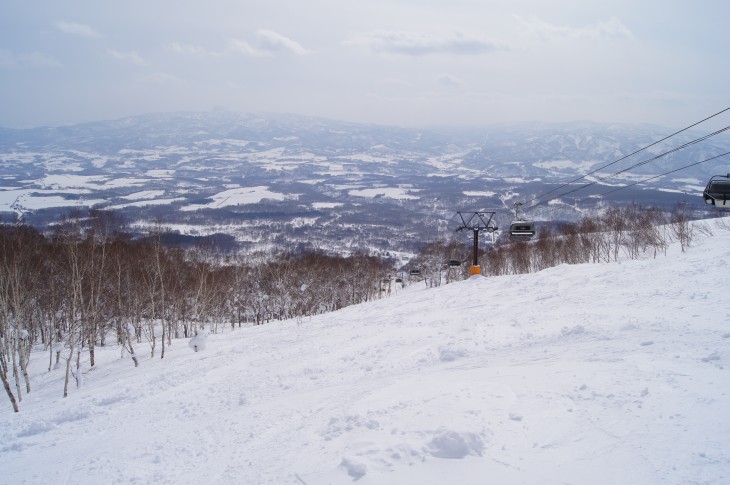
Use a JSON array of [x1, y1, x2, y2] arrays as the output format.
[[1, 0, 728, 129]]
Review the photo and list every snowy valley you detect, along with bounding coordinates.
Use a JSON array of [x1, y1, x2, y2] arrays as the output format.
[[2, 112, 729, 256]]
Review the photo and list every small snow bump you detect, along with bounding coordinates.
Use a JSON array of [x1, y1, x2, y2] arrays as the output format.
[[426, 430, 484, 459], [17, 421, 56, 437], [509, 413, 523, 422], [640, 341, 654, 346], [188, 331, 208, 352], [561, 325, 585, 337], [340, 457, 367, 479], [439, 346, 468, 362], [701, 352, 721, 362]]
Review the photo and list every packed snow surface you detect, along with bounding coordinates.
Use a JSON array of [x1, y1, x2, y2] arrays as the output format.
[[348, 187, 419, 200], [182, 186, 293, 211], [2, 221, 730, 484]]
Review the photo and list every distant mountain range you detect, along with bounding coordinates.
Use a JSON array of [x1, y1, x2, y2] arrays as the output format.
[[1, 111, 728, 255]]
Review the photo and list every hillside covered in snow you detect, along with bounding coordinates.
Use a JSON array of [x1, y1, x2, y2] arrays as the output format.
[[1, 219, 729, 484]]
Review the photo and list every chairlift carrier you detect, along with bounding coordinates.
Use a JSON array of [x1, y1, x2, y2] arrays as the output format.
[[703, 174, 730, 207], [509, 220, 536, 238], [509, 202, 536, 239]]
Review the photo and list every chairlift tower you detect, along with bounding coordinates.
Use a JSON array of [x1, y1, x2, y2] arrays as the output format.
[[456, 211, 498, 276]]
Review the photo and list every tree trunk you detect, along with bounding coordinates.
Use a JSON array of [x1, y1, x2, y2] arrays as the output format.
[[63, 344, 73, 398], [0, 365, 19, 412], [126, 326, 139, 368], [88, 331, 96, 367], [11, 344, 22, 403], [16, 334, 31, 394], [75, 350, 82, 388]]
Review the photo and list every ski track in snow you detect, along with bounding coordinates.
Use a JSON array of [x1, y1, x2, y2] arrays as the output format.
[[1, 220, 729, 484]]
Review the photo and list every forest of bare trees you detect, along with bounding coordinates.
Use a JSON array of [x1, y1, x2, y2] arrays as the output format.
[[408, 204, 717, 285], [0, 210, 391, 412]]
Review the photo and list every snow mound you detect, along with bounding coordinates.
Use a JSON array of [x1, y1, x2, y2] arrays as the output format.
[[188, 331, 208, 352], [426, 430, 484, 459]]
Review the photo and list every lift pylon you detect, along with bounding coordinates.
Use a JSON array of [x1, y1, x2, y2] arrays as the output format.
[[455, 211, 498, 276]]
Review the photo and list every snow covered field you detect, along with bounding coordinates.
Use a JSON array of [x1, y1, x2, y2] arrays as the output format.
[[1, 221, 729, 484]]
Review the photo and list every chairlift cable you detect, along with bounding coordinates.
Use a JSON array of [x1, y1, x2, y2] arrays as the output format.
[[524, 106, 730, 208], [526, 124, 730, 211], [598, 150, 730, 197], [526, 150, 730, 219]]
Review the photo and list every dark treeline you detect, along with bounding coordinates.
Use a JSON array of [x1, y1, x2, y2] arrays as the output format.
[[0, 210, 391, 411], [409, 204, 717, 285]]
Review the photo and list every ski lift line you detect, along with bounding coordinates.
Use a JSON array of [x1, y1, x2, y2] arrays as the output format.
[[526, 124, 730, 211], [525, 106, 730, 207], [528, 124, 730, 210], [526, 150, 730, 215], [598, 150, 730, 197], [605, 125, 730, 177]]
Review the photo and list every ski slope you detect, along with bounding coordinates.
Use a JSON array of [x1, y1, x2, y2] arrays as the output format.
[[2, 220, 729, 484]]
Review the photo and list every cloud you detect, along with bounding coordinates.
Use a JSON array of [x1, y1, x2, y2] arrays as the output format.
[[256, 29, 309, 55], [230, 29, 309, 57], [517, 16, 633, 41], [346, 30, 501, 56], [229, 39, 262, 57], [0, 48, 61, 69], [436, 74, 466, 89], [167, 42, 211, 56], [106, 49, 147, 66], [138, 72, 184, 86], [56, 20, 101, 38]]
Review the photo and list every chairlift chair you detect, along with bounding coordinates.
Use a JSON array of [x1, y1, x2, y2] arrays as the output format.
[[448, 259, 462, 268], [409, 269, 421, 276], [510, 201, 535, 239], [509, 220, 535, 239], [703, 174, 730, 207]]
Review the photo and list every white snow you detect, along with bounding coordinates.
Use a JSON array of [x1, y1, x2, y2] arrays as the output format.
[[349, 187, 419, 200], [39, 174, 109, 190], [1, 220, 729, 484], [182, 186, 296, 211], [188, 331, 208, 352], [313, 202, 344, 209], [0, 189, 106, 211], [121, 190, 167, 201], [533, 160, 596, 172], [463, 190, 496, 197], [145, 169, 175, 178], [107, 198, 186, 210]]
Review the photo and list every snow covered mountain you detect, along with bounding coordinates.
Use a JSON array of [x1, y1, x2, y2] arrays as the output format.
[[2, 218, 728, 484], [1, 111, 728, 254]]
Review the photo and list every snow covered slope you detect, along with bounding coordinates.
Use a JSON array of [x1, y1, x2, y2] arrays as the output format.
[[2, 221, 729, 484]]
